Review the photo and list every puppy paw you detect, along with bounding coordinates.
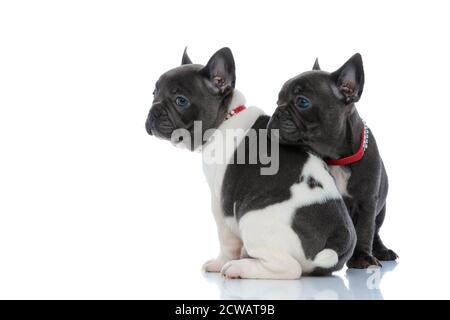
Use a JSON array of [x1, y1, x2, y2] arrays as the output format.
[[373, 248, 398, 261], [347, 253, 381, 269], [202, 258, 228, 273], [221, 260, 244, 279]]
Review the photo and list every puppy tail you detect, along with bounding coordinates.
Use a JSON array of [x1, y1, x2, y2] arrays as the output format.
[[312, 249, 339, 269]]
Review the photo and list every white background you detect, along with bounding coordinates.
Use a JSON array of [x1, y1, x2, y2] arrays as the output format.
[[1, 0, 449, 299]]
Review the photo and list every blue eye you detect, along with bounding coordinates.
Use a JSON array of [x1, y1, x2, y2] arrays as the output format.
[[175, 95, 190, 108], [295, 96, 311, 109]]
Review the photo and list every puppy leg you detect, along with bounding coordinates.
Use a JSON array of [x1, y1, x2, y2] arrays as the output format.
[[203, 226, 242, 272], [221, 213, 302, 280], [347, 204, 381, 268], [372, 205, 398, 261], [203, 194, 242, 272]]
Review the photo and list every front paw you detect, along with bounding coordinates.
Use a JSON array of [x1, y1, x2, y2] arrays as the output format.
[[202, 258, 229, 273], [220, 260, 244, 279], [373, 248, 398, 261], [347, 252, 381, 269]]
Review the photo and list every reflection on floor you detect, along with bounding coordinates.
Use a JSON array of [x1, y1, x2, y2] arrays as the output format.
[[203, 261, 398, 300]]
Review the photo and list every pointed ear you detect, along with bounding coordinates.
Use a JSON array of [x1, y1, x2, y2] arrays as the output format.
[[200, 47, 236, 95], [331, 53, 364, 104], [181, 47, 192, 65], [312, 58, 321, 70]]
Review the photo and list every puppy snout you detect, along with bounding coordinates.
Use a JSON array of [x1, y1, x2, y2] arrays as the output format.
[[267, 115, 281, 141], [269, 107, 303, 144], [145, 104, 175, 139], [145, 104, 162, 136], [145, 105, 163, 136], [267, 112, 280, 131]]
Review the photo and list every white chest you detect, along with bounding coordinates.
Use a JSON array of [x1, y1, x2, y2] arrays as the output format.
[[202, 107, 264, 198], [328, 165, 352, 197]]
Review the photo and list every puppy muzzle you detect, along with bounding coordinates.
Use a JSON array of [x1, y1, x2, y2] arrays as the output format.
[[268, 106, 305, 145], [146, 103, 176, 139]]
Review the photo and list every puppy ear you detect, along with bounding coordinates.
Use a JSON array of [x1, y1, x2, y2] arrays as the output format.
[[312, 58, 321, 70], [181, 47, 192, 65], [200, 47, 236, 95], [331, 53, 364, 104]]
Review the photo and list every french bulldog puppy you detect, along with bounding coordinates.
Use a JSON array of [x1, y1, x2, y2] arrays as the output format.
[[145, 47, 356, 278], [267, 54, 398, 268]]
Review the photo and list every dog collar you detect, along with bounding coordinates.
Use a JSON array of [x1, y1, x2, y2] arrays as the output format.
[[326, 121, 369, 166], [225, 104, 246, 120]]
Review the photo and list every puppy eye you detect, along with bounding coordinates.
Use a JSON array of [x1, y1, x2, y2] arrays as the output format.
[[295, 96, 311, 109], [175, 95, 190, 108]]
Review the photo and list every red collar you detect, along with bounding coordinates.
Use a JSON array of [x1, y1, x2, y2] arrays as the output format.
[[326, 123, 369, 166], [225, 104, 246, 120]]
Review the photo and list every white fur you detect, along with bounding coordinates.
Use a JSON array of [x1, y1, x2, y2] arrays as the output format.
[[202, 193, 242, 273], [226, 90, 246, 113], [202, 90, 262, 272], [312, 249, 339, 269], [202, 91, 342, 279], [202, 98, 264, 198], [328, 165, 352, 197]]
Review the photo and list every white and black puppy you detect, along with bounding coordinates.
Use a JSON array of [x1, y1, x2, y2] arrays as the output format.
[[267, 54, 398, 268], [145, 48, 356, 279]]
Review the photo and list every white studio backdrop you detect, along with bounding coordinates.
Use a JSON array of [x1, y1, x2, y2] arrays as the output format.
[[0, 0, 449, 299]]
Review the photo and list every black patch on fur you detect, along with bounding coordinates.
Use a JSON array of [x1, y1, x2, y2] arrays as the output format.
[[307, 176, 323, 189]]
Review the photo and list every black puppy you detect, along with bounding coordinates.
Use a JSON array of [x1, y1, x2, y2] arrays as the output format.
[[267, 54, 398, 268]]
